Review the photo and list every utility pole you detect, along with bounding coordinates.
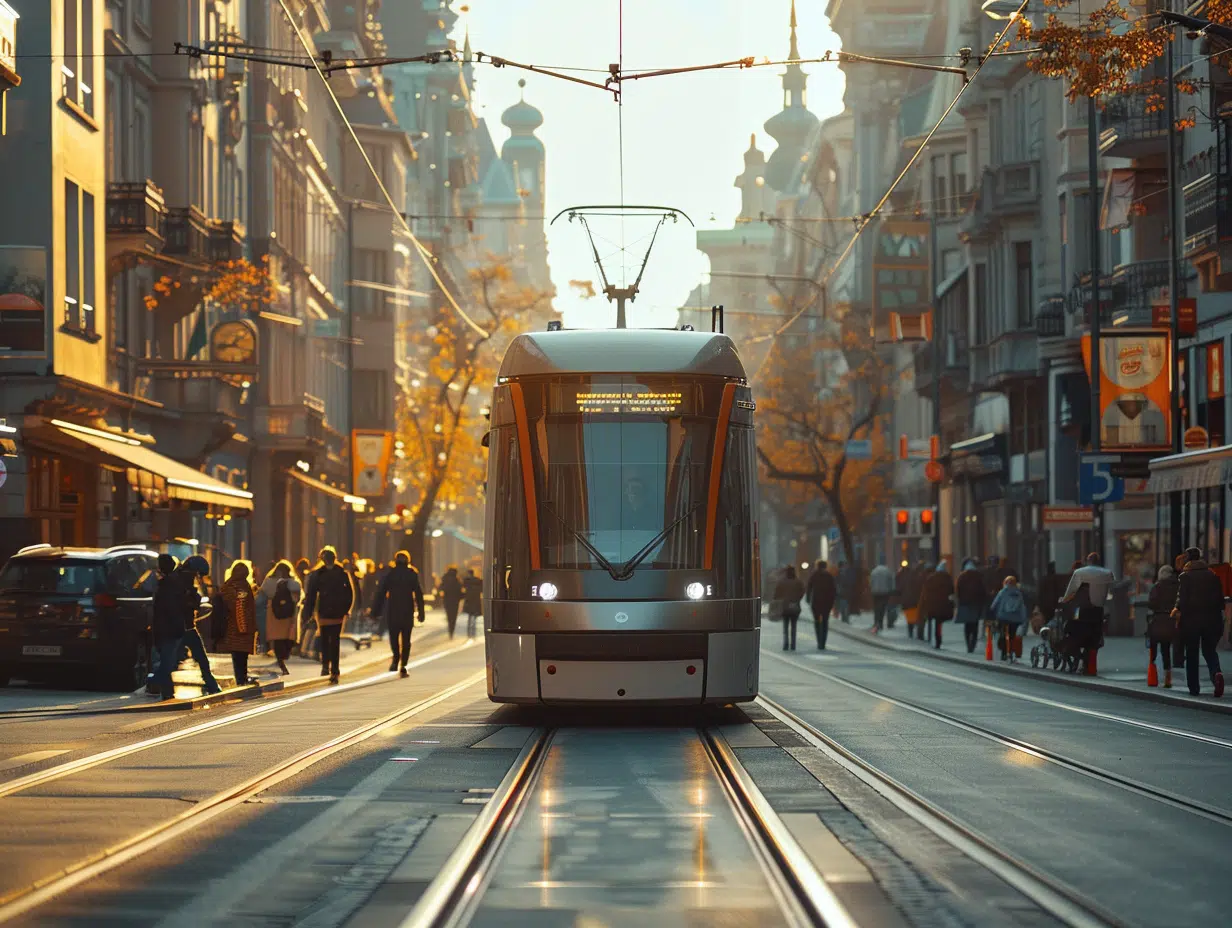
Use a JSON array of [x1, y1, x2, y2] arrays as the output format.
[[1088, 95, 1104, 561], [345, 199, 356, 559], [929, 214, 941, 558], [1165, 30, 1184, 560]]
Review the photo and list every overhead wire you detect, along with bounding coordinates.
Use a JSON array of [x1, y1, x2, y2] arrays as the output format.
[[749, 0, 1033, 364], [272, 0, 489, 339]]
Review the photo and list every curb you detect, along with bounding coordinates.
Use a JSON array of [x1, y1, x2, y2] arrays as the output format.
[[828, 623, 1232, 717]]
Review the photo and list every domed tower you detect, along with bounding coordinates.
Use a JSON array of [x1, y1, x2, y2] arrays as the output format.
[[763, 0, 819, 193], [501, 79, 545, 218], [735, 134, 776, 220]]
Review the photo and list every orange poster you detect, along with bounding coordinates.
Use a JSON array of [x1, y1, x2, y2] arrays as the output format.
[[1208, 341, 1225, 400], [1081, 331, 1172, 451]]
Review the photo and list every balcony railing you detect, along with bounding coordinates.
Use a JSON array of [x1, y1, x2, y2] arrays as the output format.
[[1036, 294, 1067, 338], [970, 332, 1039, 391], [1099, 88, 1168, 159], [1183, 140, 1232, 259], [256, 399, 326, 448], [106, 180, 166, 245], [913, 331, 969, 395], [1108, 259, 1169, 325], [206, 219, 246, 264], [146, 373, 245, 421], [163, 206, 210, 261]]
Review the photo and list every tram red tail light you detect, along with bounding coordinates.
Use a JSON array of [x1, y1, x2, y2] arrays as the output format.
[[686, 665, 696, 676], [546, 664, 557, 675]]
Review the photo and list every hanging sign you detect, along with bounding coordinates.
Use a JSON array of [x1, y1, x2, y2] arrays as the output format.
[[1082, 330, 1173, 452], [1207, 341, 1224, 400], [1183, 426, 1210, 451], [1151, 298, 1197, 337], [352, 430, 394, 497]]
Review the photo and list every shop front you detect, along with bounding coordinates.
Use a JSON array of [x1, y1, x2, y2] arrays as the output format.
[[947, 432, 1008, 566]]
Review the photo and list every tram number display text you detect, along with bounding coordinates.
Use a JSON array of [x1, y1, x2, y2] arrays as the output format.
[[576, 391, 684, 415]]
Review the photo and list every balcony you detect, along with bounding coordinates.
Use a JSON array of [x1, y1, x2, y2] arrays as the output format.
[[163, 206, 210, 262], [970, 332, 1040, 392], [105, 180, 166, 278], [960, 162, 1040, 241], [1182, 141, 1232, 263], [913, 331, 970, 398], [1108, 259, 1169, 326], [207, 219, 246, 264], [1099, 92, 1167, 160], [1035, 294, 1067, 339], [144, 370, 246, 422], [255, 397, 326, 452]]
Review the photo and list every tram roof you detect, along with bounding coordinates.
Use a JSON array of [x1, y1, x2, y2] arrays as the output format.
[[498, 329, 748, 379]]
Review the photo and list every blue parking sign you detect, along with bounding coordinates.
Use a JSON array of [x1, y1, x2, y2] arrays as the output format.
[[1079, 461, 1125, 505]]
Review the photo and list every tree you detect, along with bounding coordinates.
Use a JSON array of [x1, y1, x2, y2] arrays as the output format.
[[755, 320, 895, 565], [142, 255, 277, 313], [393, 256, 552, 568], [1011, 1, 1231, 107]]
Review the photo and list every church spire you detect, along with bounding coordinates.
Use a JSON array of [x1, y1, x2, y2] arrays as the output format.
[[782, 0, 806, 107], [789, 0, 799, 61]]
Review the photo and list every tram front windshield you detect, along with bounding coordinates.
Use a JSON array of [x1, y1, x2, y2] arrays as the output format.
[[522, 377, 725, 573]]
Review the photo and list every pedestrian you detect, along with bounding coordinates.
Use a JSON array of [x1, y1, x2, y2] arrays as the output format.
[[151, 554, 186, 701], [774, 565, 806, 650], [1171, 552, 1188, 670], [807, 560, 837, 650], [903, 561, 929, 639], [1147, 564, 1179, 688], [218, 560, 258, 686], [462, 568, 483, 639], [256, 560, 301, 676], [178, 555, 222, 695], [303, 545, 354, 684], [438, 566, 463, 639], [369, 550, 426, 676], [868, 558, 894, 633], [919, 561, 954, 649], [1061, 552, 1115, 669], [894, 561, 912, 631], [1173, 547, 1225, 697], [989, 574, 1028, 661], [836, 561, 855, 624], [955, 559, 987, 653]]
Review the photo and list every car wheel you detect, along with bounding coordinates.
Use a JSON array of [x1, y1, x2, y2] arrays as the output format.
[[103, 636, 151, 692]]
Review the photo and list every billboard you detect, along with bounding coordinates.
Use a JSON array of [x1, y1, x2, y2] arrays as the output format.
[[352, 430, 394, 497], [1081, 331, 1172, 452]]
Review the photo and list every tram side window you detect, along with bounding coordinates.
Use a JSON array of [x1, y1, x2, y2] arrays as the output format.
[[714, 427, 757, 599], [489, 427, 531, 600]]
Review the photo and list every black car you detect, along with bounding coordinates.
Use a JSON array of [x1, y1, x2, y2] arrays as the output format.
[[0, 544, 158, 691]]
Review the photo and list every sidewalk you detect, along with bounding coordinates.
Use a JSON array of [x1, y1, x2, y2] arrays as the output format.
[[826, 613, 1232, 716]]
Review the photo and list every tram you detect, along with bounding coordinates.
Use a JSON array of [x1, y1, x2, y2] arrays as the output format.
[[482, 327, 761, 705]]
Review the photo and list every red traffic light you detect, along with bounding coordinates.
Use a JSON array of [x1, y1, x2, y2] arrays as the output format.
[[896, 510, 909, 524], [395, 504, 406, 517], [920, 509, 934, 525]]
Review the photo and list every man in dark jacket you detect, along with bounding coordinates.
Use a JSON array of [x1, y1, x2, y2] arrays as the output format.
[[303, 546, 354, 683], [151, 554, 186, 700], [955, 560, 987, 653], [369, 550, 425, 676], [1174, 547, 1225, 697], [438, 566, 463, 639], [807, 561, 837, 650], [178, 555, 221, 696]]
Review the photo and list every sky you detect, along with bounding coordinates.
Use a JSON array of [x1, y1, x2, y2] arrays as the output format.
[[458, 0, 846, 328]]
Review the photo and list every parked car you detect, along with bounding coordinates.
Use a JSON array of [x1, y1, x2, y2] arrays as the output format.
[[0, 544, 158, 691]]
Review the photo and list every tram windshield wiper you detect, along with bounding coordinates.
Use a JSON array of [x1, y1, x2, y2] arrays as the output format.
[[616, 502, 706, 580], [541, 501, 624, 581]]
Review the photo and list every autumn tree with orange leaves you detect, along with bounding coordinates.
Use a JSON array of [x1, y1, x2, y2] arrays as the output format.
[[393, 256, 552, 568], [756, 321, 895, 564]]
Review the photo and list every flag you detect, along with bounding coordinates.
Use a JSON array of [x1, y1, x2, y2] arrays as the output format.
[[186, 312, 207, 360]]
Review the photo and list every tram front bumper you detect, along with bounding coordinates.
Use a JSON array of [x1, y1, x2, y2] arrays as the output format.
[[486, 629, 759, 704]]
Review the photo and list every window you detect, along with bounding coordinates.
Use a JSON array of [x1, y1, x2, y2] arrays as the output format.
[[1059, 194, 1068, 284], [352, 369, 389, 429], [930, 155, 948, 217], [0, 246, 48, 353], [60, 1, 94, 115], [1014, 241, 1033, 329], [354, 249, 389, 319], [974, 263, 988, 345], [951, 152, 968, 211], [64, 180, 80, 328], [82, 191, 96, 333], [132, 98, 149, 180], [62, 1, 78, 102], [989, 99, 1003, 165], [105, 76, 119, 179]]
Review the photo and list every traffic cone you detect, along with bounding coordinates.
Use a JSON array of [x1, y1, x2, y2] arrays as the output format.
[[1147, 663, 1159, 687], [985, 629, 994, 661], [1085, 649, 1098, 676]]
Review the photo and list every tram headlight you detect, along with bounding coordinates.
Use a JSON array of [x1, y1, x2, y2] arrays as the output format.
[[685, 581, 706, 601], [537, 582, 559, 602]]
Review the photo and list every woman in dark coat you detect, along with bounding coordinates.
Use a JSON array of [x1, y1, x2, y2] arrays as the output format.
[[219, 561, 258, 686], [438, 567, 463, 639], [462, 569, 484, 640], [955, 559, 987, 653], [773, 566, 806, 651], [1147, 564, 1178, 688], [918, 563, 955, 649]]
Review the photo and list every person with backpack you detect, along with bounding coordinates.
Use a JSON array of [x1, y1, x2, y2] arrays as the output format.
[[303, 545, 354, 684], [989, 574, 1028, 662], [217, 561, 259, 686], [256, 559, 302, 676], [369, 550, 426, 676]]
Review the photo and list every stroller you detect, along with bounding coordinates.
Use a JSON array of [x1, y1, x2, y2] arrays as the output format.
[[1029, 607, 1095, 673]]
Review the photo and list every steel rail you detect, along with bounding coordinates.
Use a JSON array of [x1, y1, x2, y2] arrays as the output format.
[[756, 694, 1126, 928], [0, 671, 486, 924], [0, 640, 476, 798], [765, 651, 1232, 827], [700, 727, 859, 928], [399, 728, 554, 928]]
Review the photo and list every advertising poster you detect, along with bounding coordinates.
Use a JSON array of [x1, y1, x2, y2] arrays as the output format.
[[1081, 331, 1172, 451], [352, 430, 394, 497]]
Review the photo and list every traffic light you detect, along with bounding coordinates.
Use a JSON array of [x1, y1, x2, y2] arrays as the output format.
[[920, 508, 935, 535], [895, 509, 910, 536]]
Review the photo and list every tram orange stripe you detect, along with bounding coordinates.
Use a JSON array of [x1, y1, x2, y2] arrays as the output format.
[[509, 382, 542, 570], [704, 383, 736, 570]]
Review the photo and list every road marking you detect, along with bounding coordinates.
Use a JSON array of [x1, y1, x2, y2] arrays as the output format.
[[0, 751, 68, 774], [0, 640, 476, 801]]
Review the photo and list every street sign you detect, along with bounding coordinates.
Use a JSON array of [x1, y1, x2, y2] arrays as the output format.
[[827, 527, 840, 544], [1184, 426, 1210, 451], [924, 460, 943, 483], [1043, 506, 1094, 528], [845, 439, 872, 460], [1079, 460, 1125, 504]]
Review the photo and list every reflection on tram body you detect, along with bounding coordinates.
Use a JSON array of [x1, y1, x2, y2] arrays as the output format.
[[483, 328, 761, 705]]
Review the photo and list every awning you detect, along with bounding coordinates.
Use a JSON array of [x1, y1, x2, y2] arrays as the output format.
[[1146, 444, 1232, 494], [286, 469, 366, 508], [1101, 168, 1137, 231], [50, 421, 253, 510]]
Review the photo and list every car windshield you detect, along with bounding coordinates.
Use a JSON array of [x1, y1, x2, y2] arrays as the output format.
[[0, 559, 108, 595], [520, 376, 724, 571]]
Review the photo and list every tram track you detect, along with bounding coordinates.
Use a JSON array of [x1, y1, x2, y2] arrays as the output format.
[[402, 724, 858, 928], [765, 651, 1232, 828], [755, 693, 1126, 928], [0, 669, 487, 924]]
